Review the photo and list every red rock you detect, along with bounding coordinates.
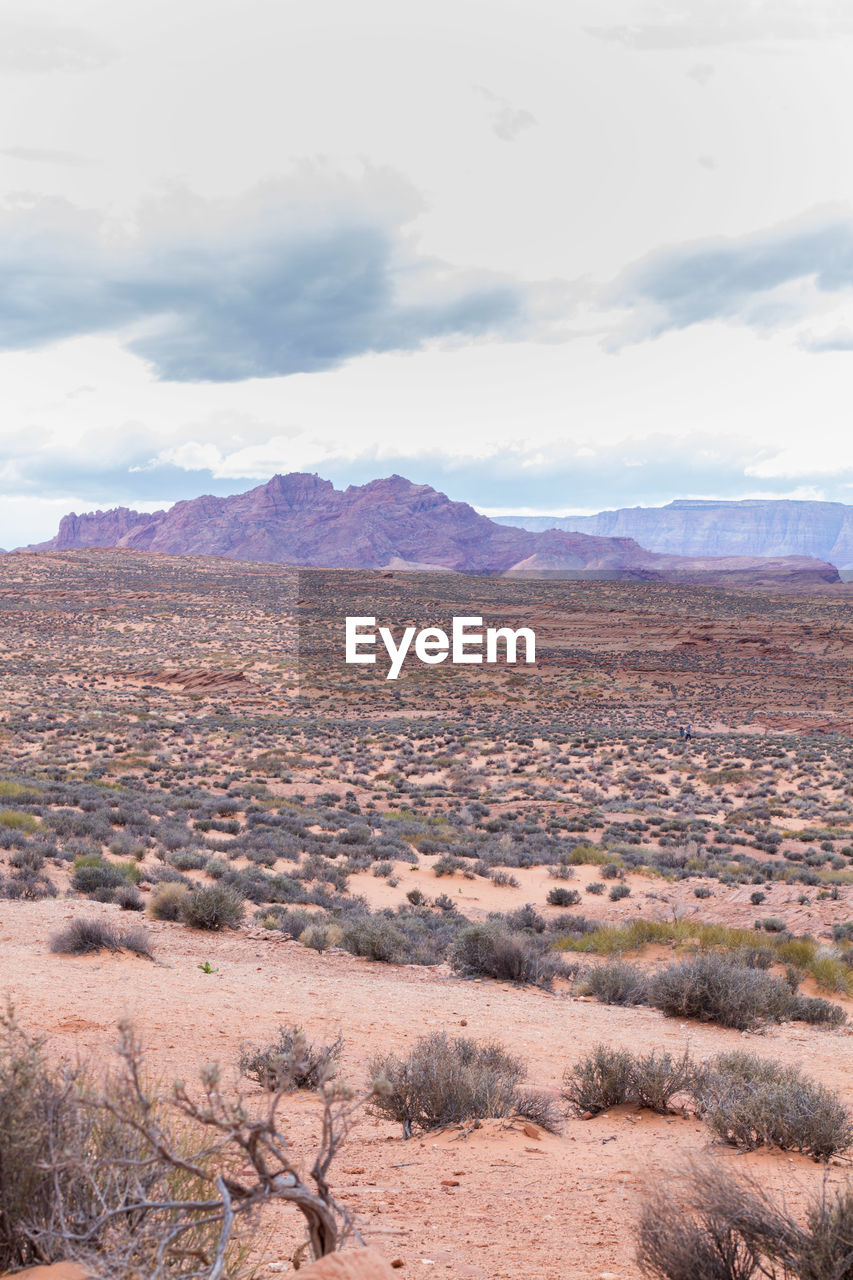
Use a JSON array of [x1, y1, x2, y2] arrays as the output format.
[[296, 1247, 398, 1279]]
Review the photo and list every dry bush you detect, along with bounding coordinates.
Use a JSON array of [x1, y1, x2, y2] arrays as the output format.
[[578, 960, 650, 1006], [49, 917, 152, 958], [369, 1031, 560, 1138], [637, 1161, 853, 1280], [562, 1044, 635, 1116], [648, 954, 797, 1031], [180, 884, 244, 931], [563, 1044, 697, 1117], [637, 1180, 762, 1280], [697, 1052, 853, 1161], [631, 1048, 699, 1115], [149, 881, 189, 921], [450, 922, 565, 988], [239, 1025, 343, 1092], [0, 1003, 366, 1278]]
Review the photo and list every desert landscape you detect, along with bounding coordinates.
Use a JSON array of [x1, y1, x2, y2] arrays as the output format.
[[2, 548, 853, 1279]]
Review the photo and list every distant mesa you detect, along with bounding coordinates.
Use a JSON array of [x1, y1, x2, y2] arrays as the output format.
[[25, 473, 840, 585], [495, 497, 853, 571]]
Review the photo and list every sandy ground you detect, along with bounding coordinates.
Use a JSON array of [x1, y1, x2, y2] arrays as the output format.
[[2, 897, 851, 1280]]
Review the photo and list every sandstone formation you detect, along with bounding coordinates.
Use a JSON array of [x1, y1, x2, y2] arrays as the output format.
[[28, 474, 840, 584]]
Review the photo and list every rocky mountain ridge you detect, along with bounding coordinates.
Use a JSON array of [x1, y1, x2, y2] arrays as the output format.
[[26, 474, 840, 584]]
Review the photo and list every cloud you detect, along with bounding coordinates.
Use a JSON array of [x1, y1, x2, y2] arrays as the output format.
[[588, 0, 853, 50], [473, 86, 537, 142], [0, 16, 114, 73], [0, 145, 89, 165], [798, 326, 853, 352], [0, 166, 574, 381], [687, 62, 715, 85], [607, 210, 853, 342]]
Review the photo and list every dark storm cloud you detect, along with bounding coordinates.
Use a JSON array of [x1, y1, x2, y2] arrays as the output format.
[[0, 172, 571, 382], [609, 213, 853, 340]]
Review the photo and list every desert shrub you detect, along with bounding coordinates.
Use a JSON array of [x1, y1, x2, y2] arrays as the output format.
[[115, 884, 144, 911], [0, 810, 39, 834], [648, 954, 797, 1031], [0, 864, 57, 900], [636, 1170, 763, 1280], [569, 844, 609, 865], [71, 860, 128, 895], [579, 960, 650, 1006], [504, 903, 547, 933], [697, 1052, 853, 1160], [385, 909, 464, 966], [450, 922, 565, 988], [630, 1049, 698, 1114], [341, 916, 407, 963], [255, 905, 315, 937], [8, 847, 44, 872], [586, 881, 605, 895], [732, 946, 774, 971], [179, 884, 244, 930], [638, 1159, 853, 1280], [792, 1183, 853, 1279], [369, 1032, 559, 1137], [490, 869, 519, 887], [548, 912, 598, 937], [433, 893, 456, 913], [300, 922, 342, 952], [167, 849, 208, 872], [148, 881, 189, 921], [433, 855, 464, 877], [547, 887, 581, 907], [50, 918, 152, 958], [791, 995, 847, 1026], [239, 1024, 343, 1091], [562, 1044, 635, 1116], [563, 1045, 696, 1117]]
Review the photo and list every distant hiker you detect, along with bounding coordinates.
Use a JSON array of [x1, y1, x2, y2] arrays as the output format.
[[679, 726, 685, 739], [685, 724, 692, 741]]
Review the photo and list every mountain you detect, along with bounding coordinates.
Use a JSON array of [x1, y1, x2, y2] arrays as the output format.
[[494, 498, 853, 568], [26, 474, 840, 583]]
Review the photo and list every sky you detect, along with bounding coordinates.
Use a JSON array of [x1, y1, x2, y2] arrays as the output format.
[[4, 0, 853, 544]]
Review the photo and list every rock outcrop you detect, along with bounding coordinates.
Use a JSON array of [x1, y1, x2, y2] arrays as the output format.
[[28, 474, 840, 584]]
